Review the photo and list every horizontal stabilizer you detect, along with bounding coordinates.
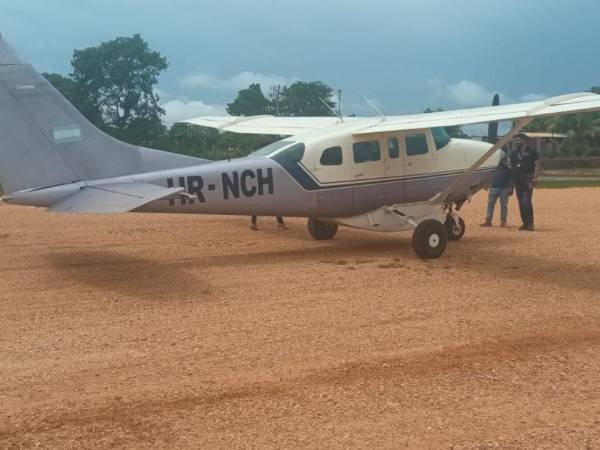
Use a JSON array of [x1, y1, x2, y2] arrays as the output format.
[[48, 182, 184, 214]]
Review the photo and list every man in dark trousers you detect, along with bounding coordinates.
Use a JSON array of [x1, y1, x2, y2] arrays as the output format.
[[480, 149, 513, 227], [250, 216, 288, 231], [510, 134, 541, 231]]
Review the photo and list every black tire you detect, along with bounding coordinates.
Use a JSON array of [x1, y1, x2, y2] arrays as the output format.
[[445, 216, 466, 241], [307, 218, 338, 240], [411, 219, 448, 259]]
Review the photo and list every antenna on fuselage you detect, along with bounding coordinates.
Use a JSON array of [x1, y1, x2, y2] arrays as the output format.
[[361, 94, 386, 122], [319, 97, 344, 122]]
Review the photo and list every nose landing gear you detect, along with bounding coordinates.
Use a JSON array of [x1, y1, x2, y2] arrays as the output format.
[[445, 215, 466, 241]]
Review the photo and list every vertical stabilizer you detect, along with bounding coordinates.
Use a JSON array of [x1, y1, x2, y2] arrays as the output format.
[[0, 34, 207, 195]]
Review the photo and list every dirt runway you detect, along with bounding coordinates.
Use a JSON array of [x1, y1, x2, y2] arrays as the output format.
[[1, 189, 600, 449]]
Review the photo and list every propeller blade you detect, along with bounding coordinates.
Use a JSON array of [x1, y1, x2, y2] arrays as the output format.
[[488, 94, 500, 143]]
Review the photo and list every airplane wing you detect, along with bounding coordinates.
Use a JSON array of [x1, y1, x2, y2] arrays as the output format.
[[182, 115, 353, 135], [354, 93, 600, 135], [48, 182, 184, 214], [183, 93, 600, 137]]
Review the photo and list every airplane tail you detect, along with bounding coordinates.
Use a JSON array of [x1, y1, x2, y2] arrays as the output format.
[[0, 33, 206, 195]]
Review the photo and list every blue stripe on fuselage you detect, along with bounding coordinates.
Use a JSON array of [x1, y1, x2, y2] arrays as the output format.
[[271, 156, 493, 192]]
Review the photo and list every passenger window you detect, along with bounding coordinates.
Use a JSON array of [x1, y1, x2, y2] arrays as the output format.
[[388, 137, 399, 159], [320, 146, 343, 166], [405, 133, 429, 156], [353, 140, 381, 163]]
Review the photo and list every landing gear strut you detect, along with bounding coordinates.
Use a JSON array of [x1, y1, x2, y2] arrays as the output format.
[[307, 218, 338, 240], [411, 219, 448, 259]]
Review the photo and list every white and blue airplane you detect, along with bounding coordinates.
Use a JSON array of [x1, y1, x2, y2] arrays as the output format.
[[2, 34, 600, 258]]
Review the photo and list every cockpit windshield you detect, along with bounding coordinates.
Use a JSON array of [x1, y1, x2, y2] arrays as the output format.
[[432, 127, 451, 150], [250, 140, 295, 156]]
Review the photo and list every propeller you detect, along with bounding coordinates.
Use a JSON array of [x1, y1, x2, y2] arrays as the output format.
[[487, 94, 500, 143]]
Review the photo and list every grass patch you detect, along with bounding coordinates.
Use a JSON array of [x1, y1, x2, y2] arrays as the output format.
[[537, 179, 600, 189]]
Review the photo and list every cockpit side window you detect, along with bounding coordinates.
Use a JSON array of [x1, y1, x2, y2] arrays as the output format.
[[320, 146, 343, 166], [353, 140, 381, 163], [272, 143, 305, 164], [432, 127, 451, 150], [405, 133, 429, 156], [251, 140, 295, 156]]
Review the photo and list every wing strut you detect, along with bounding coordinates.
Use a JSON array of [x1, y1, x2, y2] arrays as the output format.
[[436, 117, 533, 205]]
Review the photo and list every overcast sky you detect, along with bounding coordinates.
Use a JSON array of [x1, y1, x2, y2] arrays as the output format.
[[1, 0, 599, 124]]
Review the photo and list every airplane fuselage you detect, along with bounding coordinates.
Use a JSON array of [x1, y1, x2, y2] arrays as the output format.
[[5, 133, 496, 230]]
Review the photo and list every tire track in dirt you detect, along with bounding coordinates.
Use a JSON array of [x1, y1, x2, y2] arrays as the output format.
[[3, 326, 598, 440]]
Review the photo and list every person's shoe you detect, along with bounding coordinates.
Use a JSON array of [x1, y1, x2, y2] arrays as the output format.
[[278, 223, 288, 230], [250, 223, 259, 231], [500, 221, 508, 228], [480, 220, 492, 227], [518, 224, 528, 231], [527, 225, 535, 231]]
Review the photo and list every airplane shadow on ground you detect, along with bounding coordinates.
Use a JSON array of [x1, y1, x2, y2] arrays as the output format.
[[47, 234, 600, 298], [200, 233, 600, 294], [46, 251, 211, 301]]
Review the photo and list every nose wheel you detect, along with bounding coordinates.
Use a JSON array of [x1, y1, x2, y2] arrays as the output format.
[[445, 215, 466, 241], [412, 219, 448, 259]]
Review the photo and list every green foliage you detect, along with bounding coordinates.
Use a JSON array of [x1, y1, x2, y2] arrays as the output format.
[[43, 72, 104, 128], [157, 123, 277, 160], [525, 89, 600, 157], [280, 81, 336, 116], [227, 83, 271, 116], [537, 178, 600, 189], [71, 34, 168, 146], [226, 80, 337, 118]]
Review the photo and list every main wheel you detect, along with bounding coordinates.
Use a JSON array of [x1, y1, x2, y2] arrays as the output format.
[[307, 218, 338, 240], [412, 219, 448, 259], [445, 215, 466, 241]]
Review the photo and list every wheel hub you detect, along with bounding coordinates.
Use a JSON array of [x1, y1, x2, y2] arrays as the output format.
[[429, 233, 440, 248]]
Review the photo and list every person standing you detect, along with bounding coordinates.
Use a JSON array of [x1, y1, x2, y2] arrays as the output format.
[[480, 149, 513, 227], [510, 134, 540, 231], [250, 216, 288, 231]]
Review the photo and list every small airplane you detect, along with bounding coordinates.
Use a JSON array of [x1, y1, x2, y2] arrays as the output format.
[[2, 34, 600, 258]]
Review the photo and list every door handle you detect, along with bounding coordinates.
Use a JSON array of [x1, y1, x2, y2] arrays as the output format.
[[355, 173, 364, 178]]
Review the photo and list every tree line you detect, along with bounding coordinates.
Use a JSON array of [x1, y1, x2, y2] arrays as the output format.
[[44, 34, 600, 160]]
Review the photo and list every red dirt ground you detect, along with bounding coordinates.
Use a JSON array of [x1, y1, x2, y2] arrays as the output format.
[[1, 189, 600, 449]]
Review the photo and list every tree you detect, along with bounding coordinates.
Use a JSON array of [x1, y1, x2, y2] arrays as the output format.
[[70, 34, 168, 146], [43, 73, 104, 128], [279, 81, 336, 116], [227, 83, 271, 116]]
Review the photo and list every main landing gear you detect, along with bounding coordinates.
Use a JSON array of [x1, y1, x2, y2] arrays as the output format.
[[412, 213, 465, 259], [411, 219, 448, 259], [307, 218, 338, 240]]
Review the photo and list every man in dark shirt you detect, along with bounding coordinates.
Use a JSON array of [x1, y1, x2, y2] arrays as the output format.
[[481, 149, 513, 227], [510, 134, 541, 231]]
